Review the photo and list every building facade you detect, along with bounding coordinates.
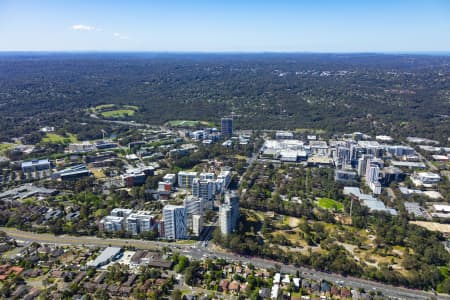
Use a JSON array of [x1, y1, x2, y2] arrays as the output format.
[[177, 171, 197, 189], [221, 117, 233, 138], [219, 191, 240, 235], [163, 205, 187, 239]]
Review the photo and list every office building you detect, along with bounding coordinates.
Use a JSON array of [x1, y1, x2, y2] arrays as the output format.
[[121, 166, 154, 187], [365, 159, 381, 195], [365, 162, 380, 184], [68, 142, 95, 153], [380, 166, 405, 186], [163, 205, 187, 239], [384, 145, 415, 157], [334, 170, 358, 184], [21, 159, 51, 173], [336, 146, 351, 166], [221, 117, 233, 138], [51, 164, 90, 181], [275, 131, 294, 140], [94, 140, 118, 150], [357, 154, 373, 176], [412, 172, 441, 186], [177, 171, 197, 189]]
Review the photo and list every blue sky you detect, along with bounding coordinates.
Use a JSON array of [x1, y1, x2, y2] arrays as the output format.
[[0, 0, 449, 52]]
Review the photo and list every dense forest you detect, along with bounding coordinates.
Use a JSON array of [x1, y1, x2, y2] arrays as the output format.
[[0, 53, 449, 142]]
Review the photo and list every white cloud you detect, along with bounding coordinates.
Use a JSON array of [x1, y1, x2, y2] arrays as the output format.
[[113, 32, 129, 40], [71, 24, 96, 31]]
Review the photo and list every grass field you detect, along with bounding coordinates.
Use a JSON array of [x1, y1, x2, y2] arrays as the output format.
[[175, 240, 197, 245], [0, 143, 15, 154], [42, 133, 78, 144], [316, 197, 344, 212], [91, 104, 139, 118], [123, 105, 139, 110], [93, 104, 116, 111], [101, 109, 136, 118], [166, 120, 213, 127]]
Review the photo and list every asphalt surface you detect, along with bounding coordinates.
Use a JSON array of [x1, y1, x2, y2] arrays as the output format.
[[2, 227, 449, 299]]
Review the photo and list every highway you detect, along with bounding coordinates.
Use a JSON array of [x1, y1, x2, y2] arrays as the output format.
[[1, 227, 449, 299]]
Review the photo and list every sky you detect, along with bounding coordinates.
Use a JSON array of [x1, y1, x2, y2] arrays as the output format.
[[0, 0, 449, 52]]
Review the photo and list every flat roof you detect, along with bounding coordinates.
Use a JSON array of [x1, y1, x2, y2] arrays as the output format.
[[21, 159, 50, 167], [391, 161, 426, 168], [178, 171, 197, 176], [417, 172, 441, 178], [433, 204, 450, 212], [88, 247, 122, 267]]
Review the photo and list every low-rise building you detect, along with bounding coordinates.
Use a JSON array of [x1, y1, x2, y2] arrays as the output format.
[[126, 212, 154, 235], [334, 170, 357, 184], [21, 159, 51, 173], [411, 172, 441, 186], [87, 247, 122, 268], [99, 216, 124, 232], [163, 173, 176, 185], [51, 164, 91, 181], [68, 142, 96, 153]]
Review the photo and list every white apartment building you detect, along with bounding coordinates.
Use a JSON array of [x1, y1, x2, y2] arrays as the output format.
[[178, 171, 197, 188], [126, 212, 153, 235], [99, 216, 124, 232]]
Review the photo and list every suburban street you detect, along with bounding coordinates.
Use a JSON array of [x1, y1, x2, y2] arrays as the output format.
[[2, 227, 448, 300]]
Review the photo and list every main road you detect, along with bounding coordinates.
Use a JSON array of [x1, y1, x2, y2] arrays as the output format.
[[1, 227, 448, 300]]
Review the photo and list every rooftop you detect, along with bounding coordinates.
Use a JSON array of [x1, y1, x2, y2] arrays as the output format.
[[87, 247, 122, 267], [21, 159, 50, 168]]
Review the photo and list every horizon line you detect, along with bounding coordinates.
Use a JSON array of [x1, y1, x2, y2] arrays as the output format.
[[0, 50, 450, 56]]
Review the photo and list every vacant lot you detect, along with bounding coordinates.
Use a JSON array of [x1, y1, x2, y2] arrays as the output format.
[[410, 221, 450, 233]]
